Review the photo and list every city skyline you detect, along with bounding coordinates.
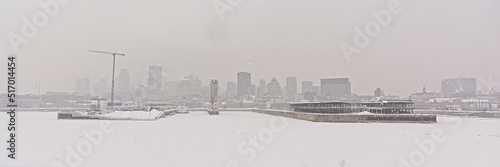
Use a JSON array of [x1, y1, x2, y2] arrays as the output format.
[[1, 0, 499, 96], [70, 73, 485, 100], [36, 69, 500, 98], [1, 1, 499, 166]]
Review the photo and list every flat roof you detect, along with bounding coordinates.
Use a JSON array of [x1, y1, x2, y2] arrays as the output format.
[[290, 100, 414, 105]]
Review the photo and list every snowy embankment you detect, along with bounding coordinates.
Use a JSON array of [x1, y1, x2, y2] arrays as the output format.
[[1, 112, 499, 167], [83, 110, 165, 121]]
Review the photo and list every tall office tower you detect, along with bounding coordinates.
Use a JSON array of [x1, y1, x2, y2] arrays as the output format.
[[147, 65, 162, 92], [185, 74, 202, 95], [249, 84, 257, 96], [259, 79, 266, 97], [313, 85, 321, 96], [441, 77, 476, 98], [227, 82, 237, 100], [116, 69, 130, 93], [267, 77, 283, 97], [237, 72, 251, 98], [302, 81, 313, 93], [286, 77, 297, 99], [177, 79, 192, 98], [164, 81, 179, 98], [321, 78, 351, 98]]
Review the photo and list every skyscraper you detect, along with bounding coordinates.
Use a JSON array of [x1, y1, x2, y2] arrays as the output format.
[[321, 78, 351, 98], [249, 84, 257, 96], [147, 66, 162, 92], [237, 72, 251, 98], [185, 74, 202, 95], [259, 79, 266, 97], [177, 79, 191, 98], [302, 81, 313, 93], [164, 81, 179, 98], [227, 82, 237, 100], [286, 77, 297, 99], [267, 77, 282, 97], [441, 77, 476, 98], [116, 69, 130, 93]]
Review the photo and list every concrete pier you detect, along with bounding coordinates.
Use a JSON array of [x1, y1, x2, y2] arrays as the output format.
[[252, 109, 436, 123], [57, 109, 177, 121]]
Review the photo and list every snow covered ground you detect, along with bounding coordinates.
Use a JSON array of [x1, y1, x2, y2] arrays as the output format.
[[100, 110, 163, 119], [1, 111, 500, 167]]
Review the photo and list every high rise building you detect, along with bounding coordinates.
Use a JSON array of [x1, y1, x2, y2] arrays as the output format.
[[313, 85, 321, 96], [116, 69, 130, 93], [259, 79, 266, 97], [302, 81, 313, 93], [267, 77, 282, 97], [249, 84, 257, 96], [164, 81, 179, 98], [441, 77, 476, 98], [227, 82, 237, 100], [237, 72, 251, 98], [147, 66, 162, 92], [177, 79, 191, 98], [321, 78, 351, 98], [185, 74, 202, 95], [286, 77, 297, 99]]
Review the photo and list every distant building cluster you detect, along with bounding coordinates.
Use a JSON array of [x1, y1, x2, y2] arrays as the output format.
[[4, 66, 500, 112], [409, 77, 500, 111]]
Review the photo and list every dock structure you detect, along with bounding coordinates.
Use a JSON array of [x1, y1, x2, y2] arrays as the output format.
[[57, 109, 177, 121], [290, 100, 415, 114], [252, 109, 436, 124]]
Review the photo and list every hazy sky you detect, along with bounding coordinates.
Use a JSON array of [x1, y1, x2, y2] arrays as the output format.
[[1, 0, 500, 96]]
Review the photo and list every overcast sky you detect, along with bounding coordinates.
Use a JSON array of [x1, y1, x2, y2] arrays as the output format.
[[1, 0, 500, 96]]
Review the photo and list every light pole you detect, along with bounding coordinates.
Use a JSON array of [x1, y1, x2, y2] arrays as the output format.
[[88, 50, 125, 112]]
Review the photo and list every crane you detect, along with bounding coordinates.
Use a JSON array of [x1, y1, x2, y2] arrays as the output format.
[[88, 50, 125, 113]]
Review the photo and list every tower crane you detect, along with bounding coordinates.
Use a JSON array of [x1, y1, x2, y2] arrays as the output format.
[[88, 50, 125, 112]]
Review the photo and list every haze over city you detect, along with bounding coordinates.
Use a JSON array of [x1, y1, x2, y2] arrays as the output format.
[[1, 0, 500, 96], [3, 1, 500, 167]]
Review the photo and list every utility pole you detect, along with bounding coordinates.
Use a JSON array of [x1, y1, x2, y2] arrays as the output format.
[[88, 50, 125, 112]]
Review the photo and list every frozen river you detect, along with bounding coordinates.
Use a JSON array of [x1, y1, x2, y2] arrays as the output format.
[[1, 111, 499, 167]]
